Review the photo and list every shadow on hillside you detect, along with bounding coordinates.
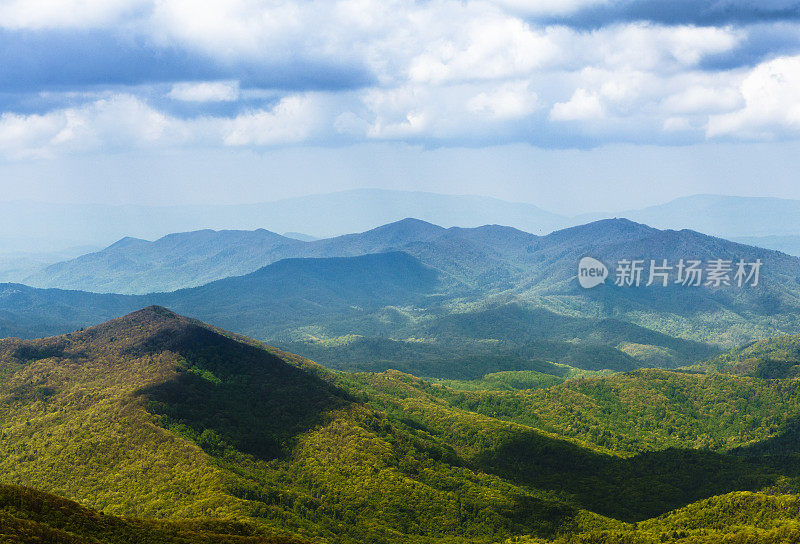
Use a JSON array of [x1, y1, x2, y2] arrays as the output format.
[[732, 415, 800, 457], [472, 434, 794, 522], [136, 328, 352, 460]]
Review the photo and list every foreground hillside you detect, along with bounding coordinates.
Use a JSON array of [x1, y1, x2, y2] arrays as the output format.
[[5, 485, 800, 544], [4, 308, 800, 543], [0, 484, 308, 544], [515, 492, 800, 543], [0, 307, 610, 543]]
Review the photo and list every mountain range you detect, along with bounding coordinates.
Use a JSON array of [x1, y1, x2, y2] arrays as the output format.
[[6, 190, 800, 258], [5, 217, 800, 379], [23, 218, 538, 294]]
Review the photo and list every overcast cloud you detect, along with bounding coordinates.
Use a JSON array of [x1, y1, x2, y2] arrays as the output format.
[[1, 0, 799, 159]]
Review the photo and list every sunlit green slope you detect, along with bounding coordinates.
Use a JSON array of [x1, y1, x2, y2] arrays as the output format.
[[0, 484, 307, 544], [0, 307, 612, 544]]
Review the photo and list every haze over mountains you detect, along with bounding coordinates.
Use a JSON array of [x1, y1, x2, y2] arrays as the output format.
[[5, 190, 800, 257]]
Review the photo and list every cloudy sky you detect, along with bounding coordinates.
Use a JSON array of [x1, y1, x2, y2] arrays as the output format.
[[2, 0, 800, 213]]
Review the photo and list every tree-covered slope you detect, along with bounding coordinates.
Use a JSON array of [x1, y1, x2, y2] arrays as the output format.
[[0, 306, 616, 543], [0, 484, 308, 544], [5, 308, 800, 542], [689, 333, 800, 379], [515, 491, 800, 543], [350, 368, 800, 455]]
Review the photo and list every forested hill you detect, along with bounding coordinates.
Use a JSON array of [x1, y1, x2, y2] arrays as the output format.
[[688, 333, 800, 378], [5, 308, 800, 543], [0, 306, 609, 542], [25, 218, 537, 294], [0, 484, 310, 544]]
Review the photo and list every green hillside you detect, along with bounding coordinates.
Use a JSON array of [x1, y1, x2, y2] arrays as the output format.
[[5, 308, 800, 542], [0, 307, 613, 543], [0, 484, 307, 544], [689, 333, 800, 379], [347, 368, 800, 454], [514, 491, 800, 543]]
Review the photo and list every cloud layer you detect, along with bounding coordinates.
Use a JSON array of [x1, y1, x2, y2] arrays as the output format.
[[2, 0, 800, 156]]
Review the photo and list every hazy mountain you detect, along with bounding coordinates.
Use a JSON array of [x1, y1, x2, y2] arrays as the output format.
[[0, 244, 100, 283], [595, 194, 800, 238], [11, 218, 800, 378], [283, 231, 319, 241], [10, 192, 800, 258], [26, 229, 304, 293], [153, 251, 445, 340], [0, 189, 567, 253], [26, 218, 538, 294], [0, 252, 444, 340], [732, 235, 800, 257]]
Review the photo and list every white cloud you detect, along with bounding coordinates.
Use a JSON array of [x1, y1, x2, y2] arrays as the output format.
[[0, 95, 175, 159], [168, 81, 240, 102], [708, 55, 800, 138], [406, 14, 561, 85], [550, 89, 604, 120], [662, 85, 743, 114], [0, 0, 146, 29], [468, 81, 539, 119], [0, 93, 333, 158], [489, 0, 609, 16], [663, 117, 692, 132], [580, 23, 742, 71], [222, 95, 329, 146]]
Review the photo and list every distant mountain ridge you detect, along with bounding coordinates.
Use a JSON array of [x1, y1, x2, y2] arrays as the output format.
[[0, 189, 566, 253], [25, 218, 538, 294], [10, 190, 800, 268]]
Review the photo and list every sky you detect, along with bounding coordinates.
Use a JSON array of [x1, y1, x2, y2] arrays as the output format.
[[2, 0, 800, 213]]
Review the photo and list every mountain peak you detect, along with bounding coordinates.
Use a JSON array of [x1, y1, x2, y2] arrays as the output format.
[[362, 217, 445, 240], [545, 217, 656, 246]]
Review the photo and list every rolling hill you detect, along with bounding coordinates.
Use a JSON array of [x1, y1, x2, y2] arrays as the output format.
[[689, 333, 800, 379], [0, 306, 618, 543], [0, 484, 308, 544], [25, 229, 304, 294], [4, 308, 800, 543]]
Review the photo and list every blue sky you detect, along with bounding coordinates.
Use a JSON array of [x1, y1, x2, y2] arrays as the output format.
[[2, 0, 800, 213]]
